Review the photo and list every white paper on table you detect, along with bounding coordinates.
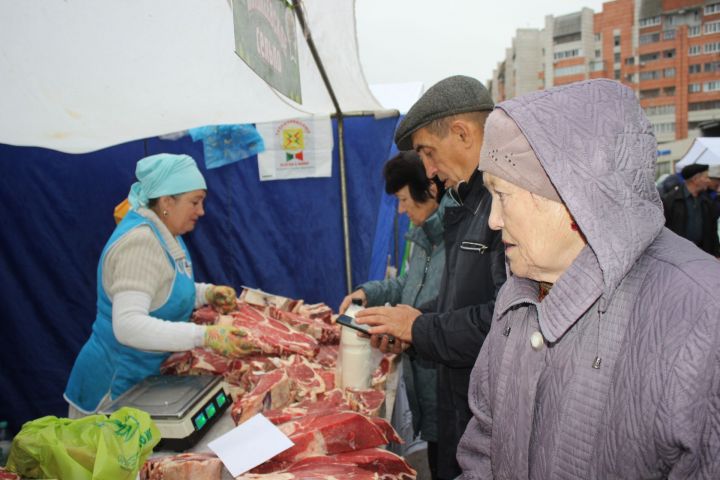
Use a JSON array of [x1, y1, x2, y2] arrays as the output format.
[[207, 413, 294, 477]]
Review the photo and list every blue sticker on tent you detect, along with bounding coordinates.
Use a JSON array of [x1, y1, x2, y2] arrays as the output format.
[[189, 124, 265, 169]]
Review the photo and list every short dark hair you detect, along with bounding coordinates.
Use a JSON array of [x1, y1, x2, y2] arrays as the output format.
[[383, 151, 443, 203]]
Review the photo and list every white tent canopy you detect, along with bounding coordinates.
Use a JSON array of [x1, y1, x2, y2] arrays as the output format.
[[675, 137, 720, 168], [0, 0, 386, 153]]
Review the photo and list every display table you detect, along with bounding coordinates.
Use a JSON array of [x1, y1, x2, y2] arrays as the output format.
[[150, 360, 401, 479]]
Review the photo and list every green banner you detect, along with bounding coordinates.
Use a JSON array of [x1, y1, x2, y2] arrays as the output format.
[[232, 0, 302, 103]]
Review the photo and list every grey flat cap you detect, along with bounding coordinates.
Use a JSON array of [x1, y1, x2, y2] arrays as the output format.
[[395, 75, 494, 151]]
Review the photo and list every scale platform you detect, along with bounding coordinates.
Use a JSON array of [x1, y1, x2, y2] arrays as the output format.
[[99, 375, 231, 451]]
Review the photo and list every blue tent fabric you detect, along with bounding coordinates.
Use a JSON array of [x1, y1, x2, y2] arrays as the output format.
[[0, 115, 403, 434]]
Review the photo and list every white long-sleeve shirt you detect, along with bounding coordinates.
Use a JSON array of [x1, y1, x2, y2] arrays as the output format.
[[102, 208, 209, 351]]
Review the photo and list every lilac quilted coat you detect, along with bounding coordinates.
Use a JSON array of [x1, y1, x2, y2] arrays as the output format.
[[458, 80, 720, 479]]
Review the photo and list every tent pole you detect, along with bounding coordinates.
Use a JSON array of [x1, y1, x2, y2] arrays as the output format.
[[292, 0, 353, 294]]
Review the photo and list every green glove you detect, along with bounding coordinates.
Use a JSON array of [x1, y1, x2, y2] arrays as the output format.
[[204, 325, 256, 357], [205, 285, 237, 314]]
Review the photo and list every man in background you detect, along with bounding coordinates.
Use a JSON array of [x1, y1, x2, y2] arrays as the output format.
[[662, 163, 720, 257]]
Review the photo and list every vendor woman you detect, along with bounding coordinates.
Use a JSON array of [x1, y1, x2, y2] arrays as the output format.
[[65, 153, 251, 417]]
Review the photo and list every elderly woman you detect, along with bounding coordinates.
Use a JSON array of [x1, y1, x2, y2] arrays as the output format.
[[65, 153, 250, 416], [457, 79, 720, 478]]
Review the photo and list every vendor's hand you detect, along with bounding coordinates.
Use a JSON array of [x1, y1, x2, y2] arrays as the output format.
[[338, 290, 367, 315], [355, 304, 420, 343], [206, 285, 237, 314], [370, 333, 409, 354], [204, 325, 256, 357]]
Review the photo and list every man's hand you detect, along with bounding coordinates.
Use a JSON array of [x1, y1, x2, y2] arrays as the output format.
[[355, 304, 420, 343], [338, 290, 367, 315]]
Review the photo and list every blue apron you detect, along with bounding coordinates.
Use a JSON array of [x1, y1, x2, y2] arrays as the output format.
[[64, 210, 196, 413]]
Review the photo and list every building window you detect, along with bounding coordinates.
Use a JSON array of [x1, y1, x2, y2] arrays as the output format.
[[664, 68, 676, 77], [626, 73, 637, 83], [590, 60, 605, 72], [639, 52, 660, 63], [705, 81, 720, 92], [663, 49, 676, 58], [689, 83, 702, 93], [625, 57, 635, 65], [614, 69, 621, 80], [688, 25, 701, 37], [614, 52, 621, 63], [640, 33, 660, 44], [639, 16, 661, 28], [595, 49, 602, 58], [705, 61, 720, 72], [614, 35, 621, 47], [705, 3, 720, 15], [663, 86, 676, 96], [644, 104, 675, 116], [705, 42, 720, 53], [554, 65, 585, 77], [705, 21, 720, 34], [594, 33, 602, 41], [553, 48, 581, 60], [640, 89, 661, 99], [651, 122, 675, 135], [689, 45, 701, 55], [663, 29, 676, 40], [689, 64, 702, 74], [640, 70, 661, 81], [689, 100, 720, 111]]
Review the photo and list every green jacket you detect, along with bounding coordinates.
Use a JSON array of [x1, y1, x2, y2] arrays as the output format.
[[358, 199, 446, 441]]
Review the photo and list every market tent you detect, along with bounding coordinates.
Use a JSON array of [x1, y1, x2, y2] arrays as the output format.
[[0, 0, 408, 433], [0, 0, 387, 153], [675, 137, 720, 168]]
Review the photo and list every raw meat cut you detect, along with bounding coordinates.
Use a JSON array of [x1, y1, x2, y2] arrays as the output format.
[[240, 287, 299, 311], [248, 448, 415, 479], [140, 452, 222, 480], [269, 307, 340, 345], [263, 389, 351, 425], [238, 463, 380, 479], [346, 388, 386, 417], [293, 302, 333, 324], [272, 411, 401, 464], [326, 448, 416, 479], [231, 369, 295, 425], [191, 305, 220, 325], [315, 344, 338, 368], [160, 348, 231, 376], [220, 305, 319, 358], [0, 469, 20, 480], [286, 355, 336, 401]]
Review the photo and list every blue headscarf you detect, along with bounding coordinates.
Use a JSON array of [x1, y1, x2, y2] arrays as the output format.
[[128, 154, 207, 209]]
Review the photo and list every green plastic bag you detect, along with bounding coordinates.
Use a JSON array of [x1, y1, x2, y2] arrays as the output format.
[[6, 407, 160, 480]]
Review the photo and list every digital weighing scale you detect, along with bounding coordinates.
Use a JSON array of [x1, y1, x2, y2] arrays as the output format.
[[99, 375, 231, 451]]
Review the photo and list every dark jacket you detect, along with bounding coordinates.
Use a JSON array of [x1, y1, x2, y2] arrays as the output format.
[[662, 184, 720, 256], [410, 171, 506, 479]]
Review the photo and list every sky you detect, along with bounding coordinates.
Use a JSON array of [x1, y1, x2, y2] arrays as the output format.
[[355, 0, 607, 90]]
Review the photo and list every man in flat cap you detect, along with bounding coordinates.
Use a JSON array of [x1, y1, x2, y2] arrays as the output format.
[[357, 75, 506, 479], [662, 163, 720, 256]]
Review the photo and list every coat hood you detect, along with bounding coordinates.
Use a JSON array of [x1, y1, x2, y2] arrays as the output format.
[[497, 79, 664, 295]]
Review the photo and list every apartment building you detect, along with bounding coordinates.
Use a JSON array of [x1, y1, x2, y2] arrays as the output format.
[[489, 0, 720, 173]]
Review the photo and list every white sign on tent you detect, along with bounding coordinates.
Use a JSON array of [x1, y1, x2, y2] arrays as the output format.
[[256, 116, 333, 180]]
